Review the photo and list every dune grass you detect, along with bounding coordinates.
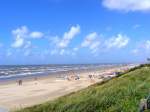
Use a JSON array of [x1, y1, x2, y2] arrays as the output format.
[[14, 65, 150, 112]]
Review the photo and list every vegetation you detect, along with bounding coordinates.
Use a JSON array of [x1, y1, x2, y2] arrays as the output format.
[[14, 64, 150, 112]]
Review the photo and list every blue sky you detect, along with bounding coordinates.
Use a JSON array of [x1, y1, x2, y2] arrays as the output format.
[[0, 0, 150, 65]]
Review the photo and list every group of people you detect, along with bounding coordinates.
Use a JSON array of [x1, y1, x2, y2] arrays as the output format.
[[64, 74, 80, 81]]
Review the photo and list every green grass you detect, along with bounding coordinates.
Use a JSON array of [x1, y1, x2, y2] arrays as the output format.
[[14, 65, 150, 112]]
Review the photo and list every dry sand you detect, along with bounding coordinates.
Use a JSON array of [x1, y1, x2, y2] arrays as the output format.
[[0, 72, 102, 111]]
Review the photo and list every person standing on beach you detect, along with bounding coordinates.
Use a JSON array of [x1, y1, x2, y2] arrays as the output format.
[[18, 80, 22, 86]]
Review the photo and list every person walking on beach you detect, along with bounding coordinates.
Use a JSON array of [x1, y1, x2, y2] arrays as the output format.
[[18, 80, 22, 86]]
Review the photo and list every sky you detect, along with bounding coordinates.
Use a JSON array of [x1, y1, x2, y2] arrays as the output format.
[[0, 0, 150, 65]]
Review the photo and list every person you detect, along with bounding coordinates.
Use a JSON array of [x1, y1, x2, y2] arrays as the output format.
[[89, 74, 95, 83], [75, 75, 80, 80], [88, 75, 92, 79], [18, 80, 22, 86]]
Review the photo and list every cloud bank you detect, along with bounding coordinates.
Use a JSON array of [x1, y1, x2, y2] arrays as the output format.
[[102, 0, 150, 12], [7, 25, 141, 58]]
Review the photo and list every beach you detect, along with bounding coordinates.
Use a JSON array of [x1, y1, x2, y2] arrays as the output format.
[[0, 64, 136, 111]]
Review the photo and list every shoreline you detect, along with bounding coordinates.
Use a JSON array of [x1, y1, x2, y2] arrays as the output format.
[[0, 64, 130, 83], [0, 65, 123, 85], [0, 64, 137, 111]]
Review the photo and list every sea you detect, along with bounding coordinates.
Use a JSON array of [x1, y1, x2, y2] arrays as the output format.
[[0, 64, 126, 80]]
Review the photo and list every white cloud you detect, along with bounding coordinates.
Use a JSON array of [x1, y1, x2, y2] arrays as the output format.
[[81, 32, 97, 47], [50, 49, 72, 56], [24, 41, 32, 49], [105, 34, 129, 49], [30, 32, 44, 38], [11, 26, 28, 48], [11, 26, 44, 48], [56, 25, 80, 49], [143, 40, 150, 50], [102, 0, 150, 12], [12, 26, 28, 38], [90, 41, 100, 53], [81, 32, 100, 54], [11, 36, 24, 48], [51, 25, 80, 55]]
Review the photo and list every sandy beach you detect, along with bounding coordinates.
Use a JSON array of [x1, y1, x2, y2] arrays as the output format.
[[0, 65, 136, 111]]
